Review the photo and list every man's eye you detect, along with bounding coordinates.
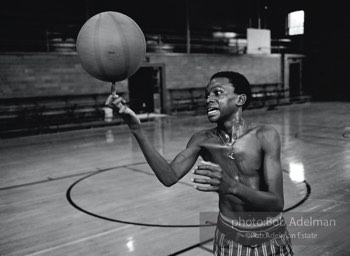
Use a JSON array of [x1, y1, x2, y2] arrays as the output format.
[[207, 90, 223, 98]]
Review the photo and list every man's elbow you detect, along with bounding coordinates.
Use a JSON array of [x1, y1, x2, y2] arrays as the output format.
[[274, 203, 284, 212], [162, 179, 177, 187], [273, 197, 284, 212], [161, 174, 179, 187], [265, 193, 284, 212]]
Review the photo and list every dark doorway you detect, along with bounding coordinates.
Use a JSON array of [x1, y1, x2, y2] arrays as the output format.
[[128, 67, 155, 114], [289, 62, 301, 97], [128, 66, 165, 114]]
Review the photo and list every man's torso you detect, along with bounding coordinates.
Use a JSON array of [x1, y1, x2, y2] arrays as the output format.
[[195, 123, 276, 218]]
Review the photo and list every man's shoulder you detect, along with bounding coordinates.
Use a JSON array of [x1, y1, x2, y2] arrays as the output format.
[[187, 128, 216, 148], [192, 128, 216, 139], [254, 123, 278, 133], [253, 124, 280, 142]]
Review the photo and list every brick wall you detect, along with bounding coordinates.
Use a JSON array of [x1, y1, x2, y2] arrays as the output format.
[[0, 52, 282, 99], [0, 53, 127, 98], [148, 53, 282, 89]]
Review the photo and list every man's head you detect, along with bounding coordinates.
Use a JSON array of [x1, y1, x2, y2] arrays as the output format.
[[205, 71, 252, 123], [209, 71, 252, 111]]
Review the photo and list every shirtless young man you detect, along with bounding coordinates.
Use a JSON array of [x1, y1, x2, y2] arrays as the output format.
[[106, 71, 293, 255]]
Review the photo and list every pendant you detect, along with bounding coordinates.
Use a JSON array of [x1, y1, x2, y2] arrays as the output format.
[[228, 152, 235, 160]]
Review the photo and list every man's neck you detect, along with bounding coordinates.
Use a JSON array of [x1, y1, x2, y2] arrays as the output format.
[[217, 111, 246, 143]]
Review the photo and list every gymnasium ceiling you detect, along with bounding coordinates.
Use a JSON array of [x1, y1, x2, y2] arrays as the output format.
[[1, 0, 306, 39]]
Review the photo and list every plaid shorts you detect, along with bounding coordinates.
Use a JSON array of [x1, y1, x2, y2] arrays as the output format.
[[213, 213, 294, 256]]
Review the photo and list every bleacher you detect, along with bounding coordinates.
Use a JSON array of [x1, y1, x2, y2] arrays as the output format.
[[0, 93, 124, 138], [168, 83, 310, 114], [249, 83, 288, 110], [0, 82, 312, 139], [168, 88, 207, 114]]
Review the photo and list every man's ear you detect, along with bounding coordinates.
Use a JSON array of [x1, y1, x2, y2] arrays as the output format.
[[236, 94, 247, 108]]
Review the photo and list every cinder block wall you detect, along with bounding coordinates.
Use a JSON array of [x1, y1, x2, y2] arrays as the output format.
[[0, 52, 282, 103], [147, 53, 282, 111], [0, 53, 126, 98], [147, 53, 282, 89]]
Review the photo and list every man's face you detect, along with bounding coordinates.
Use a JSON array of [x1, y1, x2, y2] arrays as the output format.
[[206, 77, 239, 123]]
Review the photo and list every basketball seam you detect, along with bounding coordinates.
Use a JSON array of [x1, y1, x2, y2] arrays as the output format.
[[124, 14, 146, 54], [108, 12, 130, 81], [94, 13, 108, 81]]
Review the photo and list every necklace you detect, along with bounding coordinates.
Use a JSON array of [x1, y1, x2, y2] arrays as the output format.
[[217, 131, 236, 159], [217, 119, 246, 160]]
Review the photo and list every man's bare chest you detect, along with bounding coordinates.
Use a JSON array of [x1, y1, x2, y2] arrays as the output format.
[[201, 132, 263, 176]]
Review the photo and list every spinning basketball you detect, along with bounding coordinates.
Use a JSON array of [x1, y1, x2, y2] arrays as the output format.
[[76, 11, 146, 82]]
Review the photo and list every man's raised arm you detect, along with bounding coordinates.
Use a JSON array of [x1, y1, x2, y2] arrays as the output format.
[[106, 94, 201, 187]]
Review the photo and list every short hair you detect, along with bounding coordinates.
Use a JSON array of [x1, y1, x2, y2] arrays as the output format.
[[210, 71, 252, 111]]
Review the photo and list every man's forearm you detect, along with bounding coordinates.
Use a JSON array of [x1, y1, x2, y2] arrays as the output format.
[[131, 129, 178, 186]]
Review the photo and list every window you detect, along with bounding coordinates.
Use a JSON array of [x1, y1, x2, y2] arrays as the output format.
[[287, 10, 304, 36]]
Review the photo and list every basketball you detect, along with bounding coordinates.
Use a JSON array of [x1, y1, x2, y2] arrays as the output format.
[[76, 11, 146, 82]]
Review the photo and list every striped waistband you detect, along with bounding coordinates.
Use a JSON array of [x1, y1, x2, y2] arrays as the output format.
[[216, 212, 287, 245], [219, 212, 283, 231]]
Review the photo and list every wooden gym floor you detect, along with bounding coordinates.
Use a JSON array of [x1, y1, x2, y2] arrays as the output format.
[[1, 102, 349, 256]]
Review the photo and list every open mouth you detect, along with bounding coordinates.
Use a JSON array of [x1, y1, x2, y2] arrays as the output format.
[[207, 106, 220, 116]]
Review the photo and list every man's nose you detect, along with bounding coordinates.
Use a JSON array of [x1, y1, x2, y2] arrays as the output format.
[[206, 95, 214, 103]]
